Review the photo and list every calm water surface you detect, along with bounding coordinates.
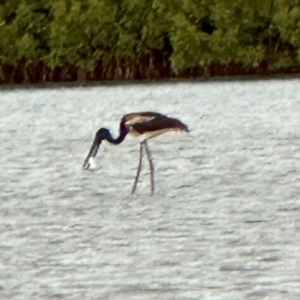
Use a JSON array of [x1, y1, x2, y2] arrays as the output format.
[[0, 79, 300, 300]]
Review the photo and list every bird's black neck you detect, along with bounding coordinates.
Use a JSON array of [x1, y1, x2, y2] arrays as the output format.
[[105, 121, 128, 145]]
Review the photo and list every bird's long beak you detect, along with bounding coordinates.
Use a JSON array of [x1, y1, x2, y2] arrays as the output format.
[[82, 138, 102, 170]]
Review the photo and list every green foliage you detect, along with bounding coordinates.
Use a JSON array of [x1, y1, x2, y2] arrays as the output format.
[[272, 1, 300, 48], [0, 0, 300, 79], [0, 0, 50, 64]]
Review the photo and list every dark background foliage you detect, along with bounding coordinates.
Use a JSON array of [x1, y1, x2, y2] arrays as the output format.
[[0, 0, 300, 83]]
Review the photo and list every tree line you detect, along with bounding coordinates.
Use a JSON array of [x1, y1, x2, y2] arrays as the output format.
[[0, 0, 300, 83]]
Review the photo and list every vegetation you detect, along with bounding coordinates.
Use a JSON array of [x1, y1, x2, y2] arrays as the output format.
[[0, 0, 300, 83]]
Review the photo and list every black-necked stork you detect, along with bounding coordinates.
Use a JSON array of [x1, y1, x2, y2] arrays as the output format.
[[83, 111, 189, 195]]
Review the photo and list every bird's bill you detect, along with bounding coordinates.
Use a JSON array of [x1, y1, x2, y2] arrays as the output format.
[[82, 139, 102, 170]]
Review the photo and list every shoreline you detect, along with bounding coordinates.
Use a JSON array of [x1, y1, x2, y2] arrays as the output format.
[[1, 60, 300, 87], [0, 71, 299, 90]]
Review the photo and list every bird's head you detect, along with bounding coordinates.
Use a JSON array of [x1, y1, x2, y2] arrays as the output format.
[[82, 127, 109, 170], [95, 128, 110, 141]]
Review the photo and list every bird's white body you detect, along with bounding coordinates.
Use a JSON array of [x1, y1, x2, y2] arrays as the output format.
[[123, 112, 188, 142]]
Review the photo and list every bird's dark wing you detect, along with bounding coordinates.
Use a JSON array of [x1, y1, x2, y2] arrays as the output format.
[[131, 115, 189, 134]]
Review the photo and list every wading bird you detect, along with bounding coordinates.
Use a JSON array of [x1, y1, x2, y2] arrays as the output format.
[[82, 111, 189, 195]]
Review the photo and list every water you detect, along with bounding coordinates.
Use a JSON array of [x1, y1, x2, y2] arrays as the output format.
[[1, 79, 300, 299]]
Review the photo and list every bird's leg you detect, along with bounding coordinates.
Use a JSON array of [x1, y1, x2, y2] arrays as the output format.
[[144, 141, 155, 195], [131, 142, 144, 194]]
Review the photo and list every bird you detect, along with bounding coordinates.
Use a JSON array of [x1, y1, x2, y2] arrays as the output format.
[[82, 111, 189, 195]]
